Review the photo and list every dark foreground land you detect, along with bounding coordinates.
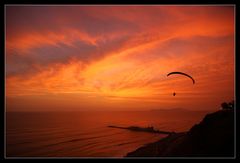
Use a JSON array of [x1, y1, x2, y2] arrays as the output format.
[[126, 109, 234, 157]]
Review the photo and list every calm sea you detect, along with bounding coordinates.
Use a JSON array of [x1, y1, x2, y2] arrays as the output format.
[[6, 110, 208, 157]]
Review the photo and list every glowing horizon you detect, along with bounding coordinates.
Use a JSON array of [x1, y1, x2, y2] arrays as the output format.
[[6, 5, 234, 111]]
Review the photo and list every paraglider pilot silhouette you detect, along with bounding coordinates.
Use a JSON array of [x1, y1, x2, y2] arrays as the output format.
[[167, 72, 195, 96]]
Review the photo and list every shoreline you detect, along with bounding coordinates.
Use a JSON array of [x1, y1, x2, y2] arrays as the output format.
[[125, 132, 186, 157], [125, 110, 234, 157]]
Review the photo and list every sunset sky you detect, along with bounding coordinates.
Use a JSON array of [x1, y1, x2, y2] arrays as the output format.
[[6, 5, 235, 112]]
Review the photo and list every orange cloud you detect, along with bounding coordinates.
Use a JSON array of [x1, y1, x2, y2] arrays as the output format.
[[6, 28, 100, 55], [6, 6, 234, 111]]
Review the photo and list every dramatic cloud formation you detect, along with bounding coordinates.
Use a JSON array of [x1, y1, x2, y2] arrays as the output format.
[[6, 5, 234, 111]]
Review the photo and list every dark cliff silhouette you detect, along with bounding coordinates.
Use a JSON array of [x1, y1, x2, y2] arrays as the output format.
[[126, 106, 234, 157]]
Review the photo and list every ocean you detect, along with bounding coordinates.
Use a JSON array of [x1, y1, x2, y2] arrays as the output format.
[[6, 110, 208, 157]]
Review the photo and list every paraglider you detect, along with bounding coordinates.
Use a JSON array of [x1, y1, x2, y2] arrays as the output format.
[[167, 72, 195, 84], [167, 72, 195, 96]]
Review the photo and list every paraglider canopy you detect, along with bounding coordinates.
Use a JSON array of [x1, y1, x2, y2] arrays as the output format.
[[167, 72, 195, 96], [167, 72, 195, 84]]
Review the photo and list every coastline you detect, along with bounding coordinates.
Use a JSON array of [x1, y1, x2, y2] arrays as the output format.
[[125, 110, 234, 157]]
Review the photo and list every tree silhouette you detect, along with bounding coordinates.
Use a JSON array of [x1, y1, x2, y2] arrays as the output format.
[[221, 100, 234, 110], [221, 102, 229, 110]]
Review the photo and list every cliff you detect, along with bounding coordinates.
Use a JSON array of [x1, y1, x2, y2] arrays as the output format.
[[126, 109, 234, 157]]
